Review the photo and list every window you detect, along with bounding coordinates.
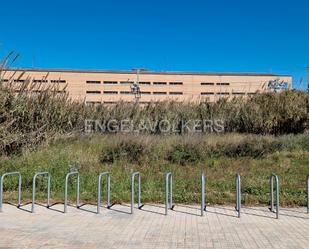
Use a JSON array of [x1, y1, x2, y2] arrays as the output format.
[[153, 92, 167, 95], [86, 101, 101, 106], [33, 79, 48, 83], [201, 82, 214, 85], [1, 79, 9, 82], [120, 91, 132, 94], [232, 92, 245, 95], [51, 80, 66, 83], [169, 92, 183, 95], [140, 91, 151, 95], [86, 90, 101, 94], [86, 80, 101, 84], [217, 92, 230, 95], [153, 82, 167, 85], [169, 82, 183, 85], [103, 101, 117, 104], [139, 81, 151, 85], [216, 82, 230, 86], [120, 81, 134, 84], [201, 92, 214, 95], [14, 79, 26, 83], [103, 81, 118, 84], [103, 91, 118, 94]]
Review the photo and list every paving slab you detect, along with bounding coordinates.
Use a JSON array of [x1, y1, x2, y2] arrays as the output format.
[[0, 203, 308, 248]]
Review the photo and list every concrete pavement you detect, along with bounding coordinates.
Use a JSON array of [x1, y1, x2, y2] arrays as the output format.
[[0, 203, 309, 248]]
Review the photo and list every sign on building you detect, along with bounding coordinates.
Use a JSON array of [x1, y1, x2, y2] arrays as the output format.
[[267, 79, 289, 90]]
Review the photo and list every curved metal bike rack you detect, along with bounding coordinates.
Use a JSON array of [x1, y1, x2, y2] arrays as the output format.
[[64, 171, 80, 213], [131, 172, 141, 214], [270, 174, 279, 219], [307, 175, 309, 214], [165, 172, 173, 215], [32, 172, 51, 213], [0, 172, 22, 212], [235, 173, 241, 218], [97, 172, 111, 214], [165, 173, 206, 216]]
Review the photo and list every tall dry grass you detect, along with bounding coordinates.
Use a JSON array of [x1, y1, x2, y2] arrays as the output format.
[[1, 52, 309, 155]]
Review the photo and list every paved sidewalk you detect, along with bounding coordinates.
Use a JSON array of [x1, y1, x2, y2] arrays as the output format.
[[0, 203, 308, 248]]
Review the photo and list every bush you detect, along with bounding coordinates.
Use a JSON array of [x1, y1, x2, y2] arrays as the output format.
[[167, 143, 202, 165], [220, 136, 280, 158], [99, 139, 149, 164]]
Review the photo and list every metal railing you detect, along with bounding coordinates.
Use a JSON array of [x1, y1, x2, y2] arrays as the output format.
[[64, 171, 80, 213], [270, 174, 279, 219], [235, 173, 241, 218], [131, 172, 141, 214], [32, 172, 51, 213], [97, 172, 111, 214], [0, 172, 22, 212], [165, 172, 173, 215], [201, 173, 206, 216], [307, 175, 309, 214]]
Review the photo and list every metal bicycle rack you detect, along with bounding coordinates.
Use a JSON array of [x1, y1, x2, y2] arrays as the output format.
[[307, 175, 309, 214], [1, 170, 304, 219], [131, 172, 141, 214], [32, 172, 51, 213], [97, 172, 111, 214], [235, 173, 241, 218], [270, 174, 279, 219], [201, 173, 206, 216], [166, 173, 206, 216], [0, 172, 22, 212], [64, 171, 80, 213], [165, 172, 173, 215]]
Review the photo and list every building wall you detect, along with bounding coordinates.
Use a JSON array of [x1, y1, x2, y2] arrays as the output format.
[[1, 68, 292, 104]]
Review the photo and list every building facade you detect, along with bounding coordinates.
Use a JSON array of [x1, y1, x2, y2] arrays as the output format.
[[2, 68, 292, 104]]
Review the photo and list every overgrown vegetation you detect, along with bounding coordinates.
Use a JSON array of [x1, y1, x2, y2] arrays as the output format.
[[0, 134, 309, 206], [1, 53, 309, 206], [1, 75, 309, 156], [99, 133, 309, 164]]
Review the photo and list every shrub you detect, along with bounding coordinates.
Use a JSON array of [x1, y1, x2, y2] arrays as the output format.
[[221, 136, 280, 158], [167, 143, 202, 165], [99, 139, 149, 164]]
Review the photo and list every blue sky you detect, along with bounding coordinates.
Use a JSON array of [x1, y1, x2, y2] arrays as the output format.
[[0, 0, 308, 89]]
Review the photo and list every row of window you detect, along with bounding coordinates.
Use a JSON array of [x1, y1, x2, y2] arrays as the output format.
[[201, 82, 230, 86], [86, 91, 183, 95], [86, 80, 183, 85], [3, 79, 233, 86], [1, 79, 66, 83], [201, 92, 256, 95], [87, 90, 255, 96], [86, 101, 161, 105], [14, 90, 66, 93], [86, 81, 232, 86]]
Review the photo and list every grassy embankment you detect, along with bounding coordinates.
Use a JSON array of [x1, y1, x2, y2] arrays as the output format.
[[1, 133, 309, 207]]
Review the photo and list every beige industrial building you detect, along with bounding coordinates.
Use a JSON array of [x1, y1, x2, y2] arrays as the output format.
[[1, 68, 292, 104]]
